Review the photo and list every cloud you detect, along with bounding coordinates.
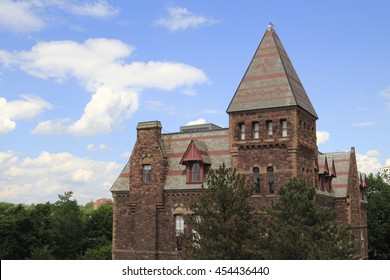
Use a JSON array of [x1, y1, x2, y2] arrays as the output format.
[[379, 85, 390, 109], [352, 121, 376, 127], [316, 130, 330, 145], [379, 85, 390, 98], [186, 118, 206, 126], [0, 95, 52, 136], [87, 143, 112, 152], [0, 150, 121, 204], [1, 38, 208, 136], [155, 6, 219, 31], [0, 0, 44, 33], [0, 0, 119, 33], [63, 0, 119, 18], [356, 150, 382, 174], [120, 150, 132, 158]]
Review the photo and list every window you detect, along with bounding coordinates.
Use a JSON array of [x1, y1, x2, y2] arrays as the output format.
[[186, 161, 205, 183], [175, 215, 184, 249], [239, 123, 245, 140], [267, 166, 274, 193], [191, 162, 201, 181], [266, 121, 273, 136], [281, 120, 288, 137], [253, 167, 260, 193], [143, 164, 151, 183], [253, 122, 259, 139]]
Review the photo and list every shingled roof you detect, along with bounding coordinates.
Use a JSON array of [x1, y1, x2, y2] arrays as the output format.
[[227, 24, 318, 118]]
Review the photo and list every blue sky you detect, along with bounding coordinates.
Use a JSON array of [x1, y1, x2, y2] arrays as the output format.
[[0, 0, 389, 204]]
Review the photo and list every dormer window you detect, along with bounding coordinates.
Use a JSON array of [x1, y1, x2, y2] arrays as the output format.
[[180, 140, 211, 184], [190, 162, 201, 182]]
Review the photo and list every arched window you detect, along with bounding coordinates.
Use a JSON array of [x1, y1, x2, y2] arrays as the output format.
[[253, 167, 260, 193], [175, 215, 184, 250], [267, 166, 274, 193]]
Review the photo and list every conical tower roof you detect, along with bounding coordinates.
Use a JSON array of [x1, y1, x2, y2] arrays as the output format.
[[227, 24, 318, 118]]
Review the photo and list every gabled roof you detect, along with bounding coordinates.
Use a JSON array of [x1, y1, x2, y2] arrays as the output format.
[[317, 151, 351, 198], [180, 139, 211, 165], [227, 24, 318, 118]]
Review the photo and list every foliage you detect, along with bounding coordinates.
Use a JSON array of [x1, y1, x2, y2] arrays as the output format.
[[366, 173, 390, 259], [182, 171, 355, 260], [0, 192, 113, 260], [263, 178, 356, 259], [181, 163, 266, 259]]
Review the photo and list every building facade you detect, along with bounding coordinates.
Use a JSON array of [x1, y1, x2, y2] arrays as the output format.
[[110, 25, 368, 259]]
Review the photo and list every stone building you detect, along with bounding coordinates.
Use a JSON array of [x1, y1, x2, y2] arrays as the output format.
[[110, 25, 368, 259]]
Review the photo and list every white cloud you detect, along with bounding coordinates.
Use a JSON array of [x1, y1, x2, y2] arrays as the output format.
[[63, 0, 119, 18], [155, 6, 219, 31], [0, 0, 119, 33], [186, 118, 206, 126], [356, 150, 382, 174], [0, 150, 121, 204], [120, 150, 132, 158], [353, 121, 376, 127], [379, 85, 390, 98], [87, 143, 112, 152], [1, 38, 208, 136], [316, 130, 330, 145], [0, 0, 44, 33], [0, 95, 52, 136]]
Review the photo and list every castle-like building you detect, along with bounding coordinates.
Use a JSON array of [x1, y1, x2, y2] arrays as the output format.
[[110, 25, 368, 259]]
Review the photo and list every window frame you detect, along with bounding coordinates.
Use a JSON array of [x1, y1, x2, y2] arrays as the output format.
[[266, 120, 273, 137], [186, 161, 204, 183], [252, 122, 259, 139], [281, 119, 288, 137], [175, 215, 184, 250], [239, 123, 245, 140], [142, 164, 151, 183], [267, 166, 274, 193]]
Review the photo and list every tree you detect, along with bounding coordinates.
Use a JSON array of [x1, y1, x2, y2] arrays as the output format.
[[80, 202, 113, 260], [263, 178, 356, 259], [181, 163, 266, 259], [366, 173, 390, 259], [0, 204, 34, 259], [52, 191, 84, 259]]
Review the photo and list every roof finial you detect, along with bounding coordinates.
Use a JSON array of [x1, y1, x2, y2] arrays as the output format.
[[267, 21, 275, 31]]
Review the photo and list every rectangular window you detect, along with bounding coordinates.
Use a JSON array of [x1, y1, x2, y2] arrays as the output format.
[[239, 123, 245, 140], [143, 164, 151, 183], [191, 162, 201, 181], [266, 121, 273, 136], [253, 122, 259, 139], [281, 120, 288, 137]]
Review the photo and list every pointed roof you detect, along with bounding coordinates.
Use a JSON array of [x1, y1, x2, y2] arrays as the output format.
[[180, 139, 211, 165], [227, 24, 318, 118]]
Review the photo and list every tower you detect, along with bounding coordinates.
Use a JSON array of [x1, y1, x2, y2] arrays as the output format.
[[227, 24, 318, 199]]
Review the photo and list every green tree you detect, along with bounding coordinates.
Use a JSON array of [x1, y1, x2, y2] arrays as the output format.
[[52, 191, 84, 259], [264, 178, 356, 259], [29, 202, 55, 258], [0, 204, 34, 259], [80, 202, 113, 260], [181, 163, 266, 259], [366, 173, 390, 259]]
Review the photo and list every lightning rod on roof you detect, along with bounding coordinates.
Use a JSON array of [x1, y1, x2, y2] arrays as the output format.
[[267, 21, 275, 31]]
